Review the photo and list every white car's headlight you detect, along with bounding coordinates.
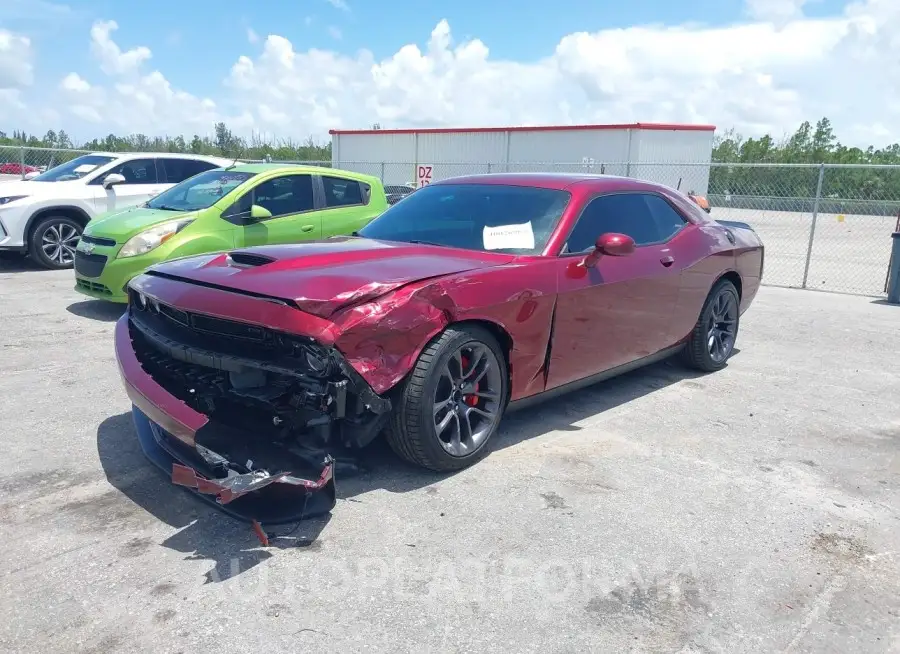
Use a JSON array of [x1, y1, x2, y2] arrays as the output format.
[[0, 195, 28, 206], [117, 218, 195, 259]]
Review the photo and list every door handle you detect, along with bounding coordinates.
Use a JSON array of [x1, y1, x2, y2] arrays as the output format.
[[300, 224, 315, 232], [660, 255, 675, 267]]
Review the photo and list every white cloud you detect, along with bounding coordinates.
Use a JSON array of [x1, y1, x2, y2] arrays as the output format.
[[328, 26, 342, 40], [60, 72, 90, 92], [90, 20, 151, 75], [0, 29, 34, 89], [5, 2, 900, 147]]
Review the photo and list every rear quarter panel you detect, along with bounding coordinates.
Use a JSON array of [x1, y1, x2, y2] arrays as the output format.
[[670, 222, 741, 343]]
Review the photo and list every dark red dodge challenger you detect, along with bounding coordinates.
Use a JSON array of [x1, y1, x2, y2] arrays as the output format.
[[115, 173, 763, 526]]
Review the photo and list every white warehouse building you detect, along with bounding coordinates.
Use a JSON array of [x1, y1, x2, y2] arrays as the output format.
[[329, 122, 716, 194]]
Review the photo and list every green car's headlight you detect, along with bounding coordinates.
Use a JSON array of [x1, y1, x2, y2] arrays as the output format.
[[118, 218, 195, 259]]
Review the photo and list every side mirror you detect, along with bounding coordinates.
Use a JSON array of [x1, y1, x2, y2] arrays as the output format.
[[23, 171, 39, 180], [582, 232, 635, 267], [249, 204, 272, 221], [596, 232, 635, 256], [102, 173, 126, 189]]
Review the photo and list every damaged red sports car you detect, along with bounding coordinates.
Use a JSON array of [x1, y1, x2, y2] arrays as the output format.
[[115, 173, 764, 525]]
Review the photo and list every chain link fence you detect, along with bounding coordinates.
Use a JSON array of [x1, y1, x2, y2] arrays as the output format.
[[0, 145, 94, 179], [2, 145, 898, 296]]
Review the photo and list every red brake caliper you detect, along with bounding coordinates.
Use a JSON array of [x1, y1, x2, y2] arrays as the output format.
[[460, 354, 479, 407]]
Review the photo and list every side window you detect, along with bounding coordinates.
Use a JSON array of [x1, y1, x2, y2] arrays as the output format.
[[224, 174, 315, 219], [159, 158, 218, 184], [92, 158, 158, 185], [565, 193, 685, 253], [322, 176, 364, 207], [643, 194, 687, 242]]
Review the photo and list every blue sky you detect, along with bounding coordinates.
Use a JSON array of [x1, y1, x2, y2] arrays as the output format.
[[8, 0, 846, 98], [0, 0, 894, 146]]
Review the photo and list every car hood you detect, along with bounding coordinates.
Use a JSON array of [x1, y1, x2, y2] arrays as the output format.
[[86, 206, 201, 241], [145, 237, 516, 319]]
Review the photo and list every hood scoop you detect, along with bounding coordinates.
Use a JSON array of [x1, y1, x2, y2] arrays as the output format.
[[226, 251, 277, 268]]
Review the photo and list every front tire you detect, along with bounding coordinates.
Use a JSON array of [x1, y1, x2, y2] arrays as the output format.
[[387, 325, 509, 471], [28, 216, 82, 270], [682, 278, 740, 372]]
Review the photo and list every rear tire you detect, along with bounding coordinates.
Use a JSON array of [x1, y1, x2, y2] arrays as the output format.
[[387, 325, 508, 471], [28, 215, 83, 270], [681, 279, 740, 373]]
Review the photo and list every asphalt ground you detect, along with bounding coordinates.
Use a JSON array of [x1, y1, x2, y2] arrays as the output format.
[[0, 260, 898, 653]]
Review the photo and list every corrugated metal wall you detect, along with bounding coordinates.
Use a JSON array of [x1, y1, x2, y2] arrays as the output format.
[[629, 130, 714, 194], [332, 127, 713, 191], [506, 129, 632, 176], [331, 132, 416, 183]]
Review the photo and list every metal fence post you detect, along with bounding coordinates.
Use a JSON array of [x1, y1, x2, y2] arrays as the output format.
[[801, 163, 826, 289], [887, 233, 900, 304], [18, 146, 26, 180], [487, 163, 492, 174], [380, 161, 385, 182]]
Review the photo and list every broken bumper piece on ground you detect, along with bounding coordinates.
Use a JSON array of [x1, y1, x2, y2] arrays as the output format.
[[132, 406, 337, 529]]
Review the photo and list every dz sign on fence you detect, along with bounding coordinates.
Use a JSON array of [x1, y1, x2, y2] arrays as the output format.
[[416, 165, 433, 188]]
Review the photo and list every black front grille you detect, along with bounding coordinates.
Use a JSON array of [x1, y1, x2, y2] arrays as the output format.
[[76, 278, 112, 295], [128, 289, 321, 365], [74, 251, 108, 278], [81, 234, 116, 247]]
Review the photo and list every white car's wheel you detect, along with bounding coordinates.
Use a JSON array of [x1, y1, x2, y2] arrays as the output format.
[[28, 216, 82, 270]]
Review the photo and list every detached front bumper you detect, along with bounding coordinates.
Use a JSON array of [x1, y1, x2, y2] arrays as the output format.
[[115, 314, 338, 525]]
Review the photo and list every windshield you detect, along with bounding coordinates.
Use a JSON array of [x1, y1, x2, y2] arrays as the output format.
[[358, 183, 571, 254], [30, 154, 117, 182], [146, 170, 256, 212]]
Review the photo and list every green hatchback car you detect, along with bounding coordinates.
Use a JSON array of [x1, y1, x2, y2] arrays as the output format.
[[73, 164, 388, 302]]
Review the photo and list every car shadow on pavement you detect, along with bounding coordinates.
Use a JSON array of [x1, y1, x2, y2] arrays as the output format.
[[96, 413, 331, 584], [334, 356, 720, 497], [490, 357, 715, 455], [0, 254, 51, 272], [96, 355, 719, 581], [67, 300, 126, 322]]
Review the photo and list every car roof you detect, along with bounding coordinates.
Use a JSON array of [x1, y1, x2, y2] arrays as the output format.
[[431, 172, 672, 192], [86, 152, 233, 164], [223, 163, 379, 182]]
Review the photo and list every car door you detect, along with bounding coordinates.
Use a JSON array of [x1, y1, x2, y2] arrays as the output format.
[[226, 173, 322, 247], [316, 175, 378, 235], [91, 158, 165, 213], [546, 191, 689, 390]]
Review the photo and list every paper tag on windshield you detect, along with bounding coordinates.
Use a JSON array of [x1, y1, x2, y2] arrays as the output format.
[[73, 164, 98, 174], [483, 222, 535, 250]]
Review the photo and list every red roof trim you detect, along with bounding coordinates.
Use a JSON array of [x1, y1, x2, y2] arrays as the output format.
[[329, 122, 716, 136]]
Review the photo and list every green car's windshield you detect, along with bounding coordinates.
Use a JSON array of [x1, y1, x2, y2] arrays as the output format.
[[30, 154, 117, 182], [357, 183, 571, 255], [146, 170, 257, 212]]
